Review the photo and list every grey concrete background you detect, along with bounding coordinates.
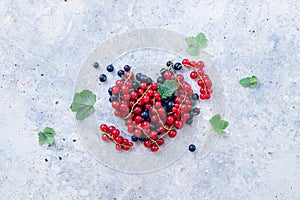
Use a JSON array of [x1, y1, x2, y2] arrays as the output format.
[[0, 0, 299, 199]]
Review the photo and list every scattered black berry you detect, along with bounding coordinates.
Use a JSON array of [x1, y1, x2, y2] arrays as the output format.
[[193, 107, 200, 115], [132, 81, 140, 89], [93, 62, 99, 68], [124, 65, 131, 72], [108, 88, 112, 96], [99, 74, 107, 82], [166, 61, 173, 67], [189, 144, 196, 152], [186, 118, 193, 125], [173, 62, 182, 70], [131, 135, 138, 142], [117, 70, 125, 77], [191, 93, 199, 100], [157, 76, 165, 84], [136, 73, 142, 81], [106, 64, 114, 72]]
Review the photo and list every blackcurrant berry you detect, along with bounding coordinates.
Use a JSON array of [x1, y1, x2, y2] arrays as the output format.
[[189, 144, 196, 152], [117, 70, 125, 77], [132, 81, 140, 89], [191, 93, 199, 100], [93, 62, 99, 68], [124, 65, 131, 72], [131, 135, 138, 142], [193, 107, 200, 115], [138, 137, 146, 141], [157, 76, 165, 84], [188, 110, 194, 118], [108, 87, 112, 96], [173, 62, 182, 70], [99, 74, 107, 82], [109, 97, 112, 103], [111, 94, 119, 101], [166, 61, 173, 67], [186, 118, 193, 125], [145, 78, 152, 84], [106, 64, 114, 72], [136, 73, 142, 81], [140, 75, 147, 83], [141, 110, 149, 118]]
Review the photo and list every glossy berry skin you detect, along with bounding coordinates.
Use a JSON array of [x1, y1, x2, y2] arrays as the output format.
[[182, 59, 190, 66], [191, 93, 199, 100], [99, 74, 107, 82], [106, 64, 114, 72], [124, 65, 131, 71], [190, 71, 198, 79], [189, 144, 196, 152], [150, 145, 159, 152], [93, 62, 99, 68], [174, 120, 183, 129], [102, 133, 109, 141], [186, 118, 193, 125], [117, 70, 125, 77], [166, 61, 173, 67], [193, 107, 200, 115], [163, 71, 173, 80], [100, 124, 108, 132], [157, 76, 165, 84], [131, 135, 138, 142], [173, 62, 182, 70]]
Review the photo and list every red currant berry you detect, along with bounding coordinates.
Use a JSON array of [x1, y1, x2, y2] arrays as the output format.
[[111, 86, 120, 94], [145, 103, 152, 110], [127, 124, 134, 133], [114, 110, 122, 117], [108, 126, 115, 133], [158, 107, 165, 115], [116, 80, 124, 87], [155, 101, 162, 108], [174, 120, 183, 129], [142, 121, 150, 129], [142, 95, 150, 103], [100, 124, 108, 132], [168, 129, 177, 138], [134, 128, 142, 137], [119, 103, 128, 112], [126, 119, 133, 125], [116, 144, 122, 151], [158, 126, 166, 133], [130, 91, 138, 100], [122, 94, 130, 101], [163, 70, 172, 80], [121, 85, 129, 94], [115, 136, 123, 143], [197, 80, 204, 87], [149, 131, 158, 140], [151, 115, 158, 123], [153, 92, 161, 101], [144, 139, 152, 147], [205, 93, 210, 99], [128, 142, 133, 147], [102, 133, 109, 141], [190, 61, 197, 67], [133, 106, 143, 115], [147, 89, 154, 97], [204, 79, 212, 87], [197, 60, 204, 69], [111, 129, 120, 137], [182, 58, 190, 66], [150, 145, 159, 152], [166, 115, 175, 124], [151, 83, 158, 90], [138, 88, 144, 95], [134, 115, 142, 124], [190, 71, 198, 79], [200, 94, 206, 100], [176, 74, 184, 82], [173, 112, 180, 119], [140, 82, 148, 90], [156, 138, 164, 146], [123, 138, 129, 145]]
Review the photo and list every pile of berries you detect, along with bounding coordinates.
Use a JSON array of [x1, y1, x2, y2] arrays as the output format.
[[98, 59, 212, 152]]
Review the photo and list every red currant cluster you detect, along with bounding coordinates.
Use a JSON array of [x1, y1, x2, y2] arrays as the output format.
[[182, 59, 212, 100], [100, 124, 133, 151]]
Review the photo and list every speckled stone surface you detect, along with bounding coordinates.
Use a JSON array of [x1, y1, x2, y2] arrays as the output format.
[[0, 0, 299, 199]]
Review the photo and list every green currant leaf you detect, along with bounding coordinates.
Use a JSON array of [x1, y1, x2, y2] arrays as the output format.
[[209, 114, 229, 135], [185, 36, 198, 46], [186, 46, 200, 56], [195, 33, 207, 49], [158, 80, 179, 99], [38, 127, 56, 145], [191, 100, 196, 107], [239, 75, 258, 88], [70, 90, 96, 120]]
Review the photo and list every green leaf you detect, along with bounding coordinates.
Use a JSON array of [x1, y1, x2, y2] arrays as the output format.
[[186, 46, 200, 56], [185, 32, 207, 56], [209, 114, 229, 134], [191, 101, 196, 107], [158, 80, 179, 99], [185, 36, 198, 46], [70, 90, 96, 120], [239, 75, 258, 88], [38, 127, 56, 145], [195, 33, 207, 49]]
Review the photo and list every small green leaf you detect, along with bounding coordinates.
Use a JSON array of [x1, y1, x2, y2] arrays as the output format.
[[186, 46, 200, 56], [158, 80, 179, 99], [185, 36, 198, 46], [38, 127, 56, 145], [239, 75, 258, 88], [185, 32, 207, 56], [195, 33, 207, 49], [70, 90, 96, 120], [209, 114, 229, 134], [191, 101, 196, 107]]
